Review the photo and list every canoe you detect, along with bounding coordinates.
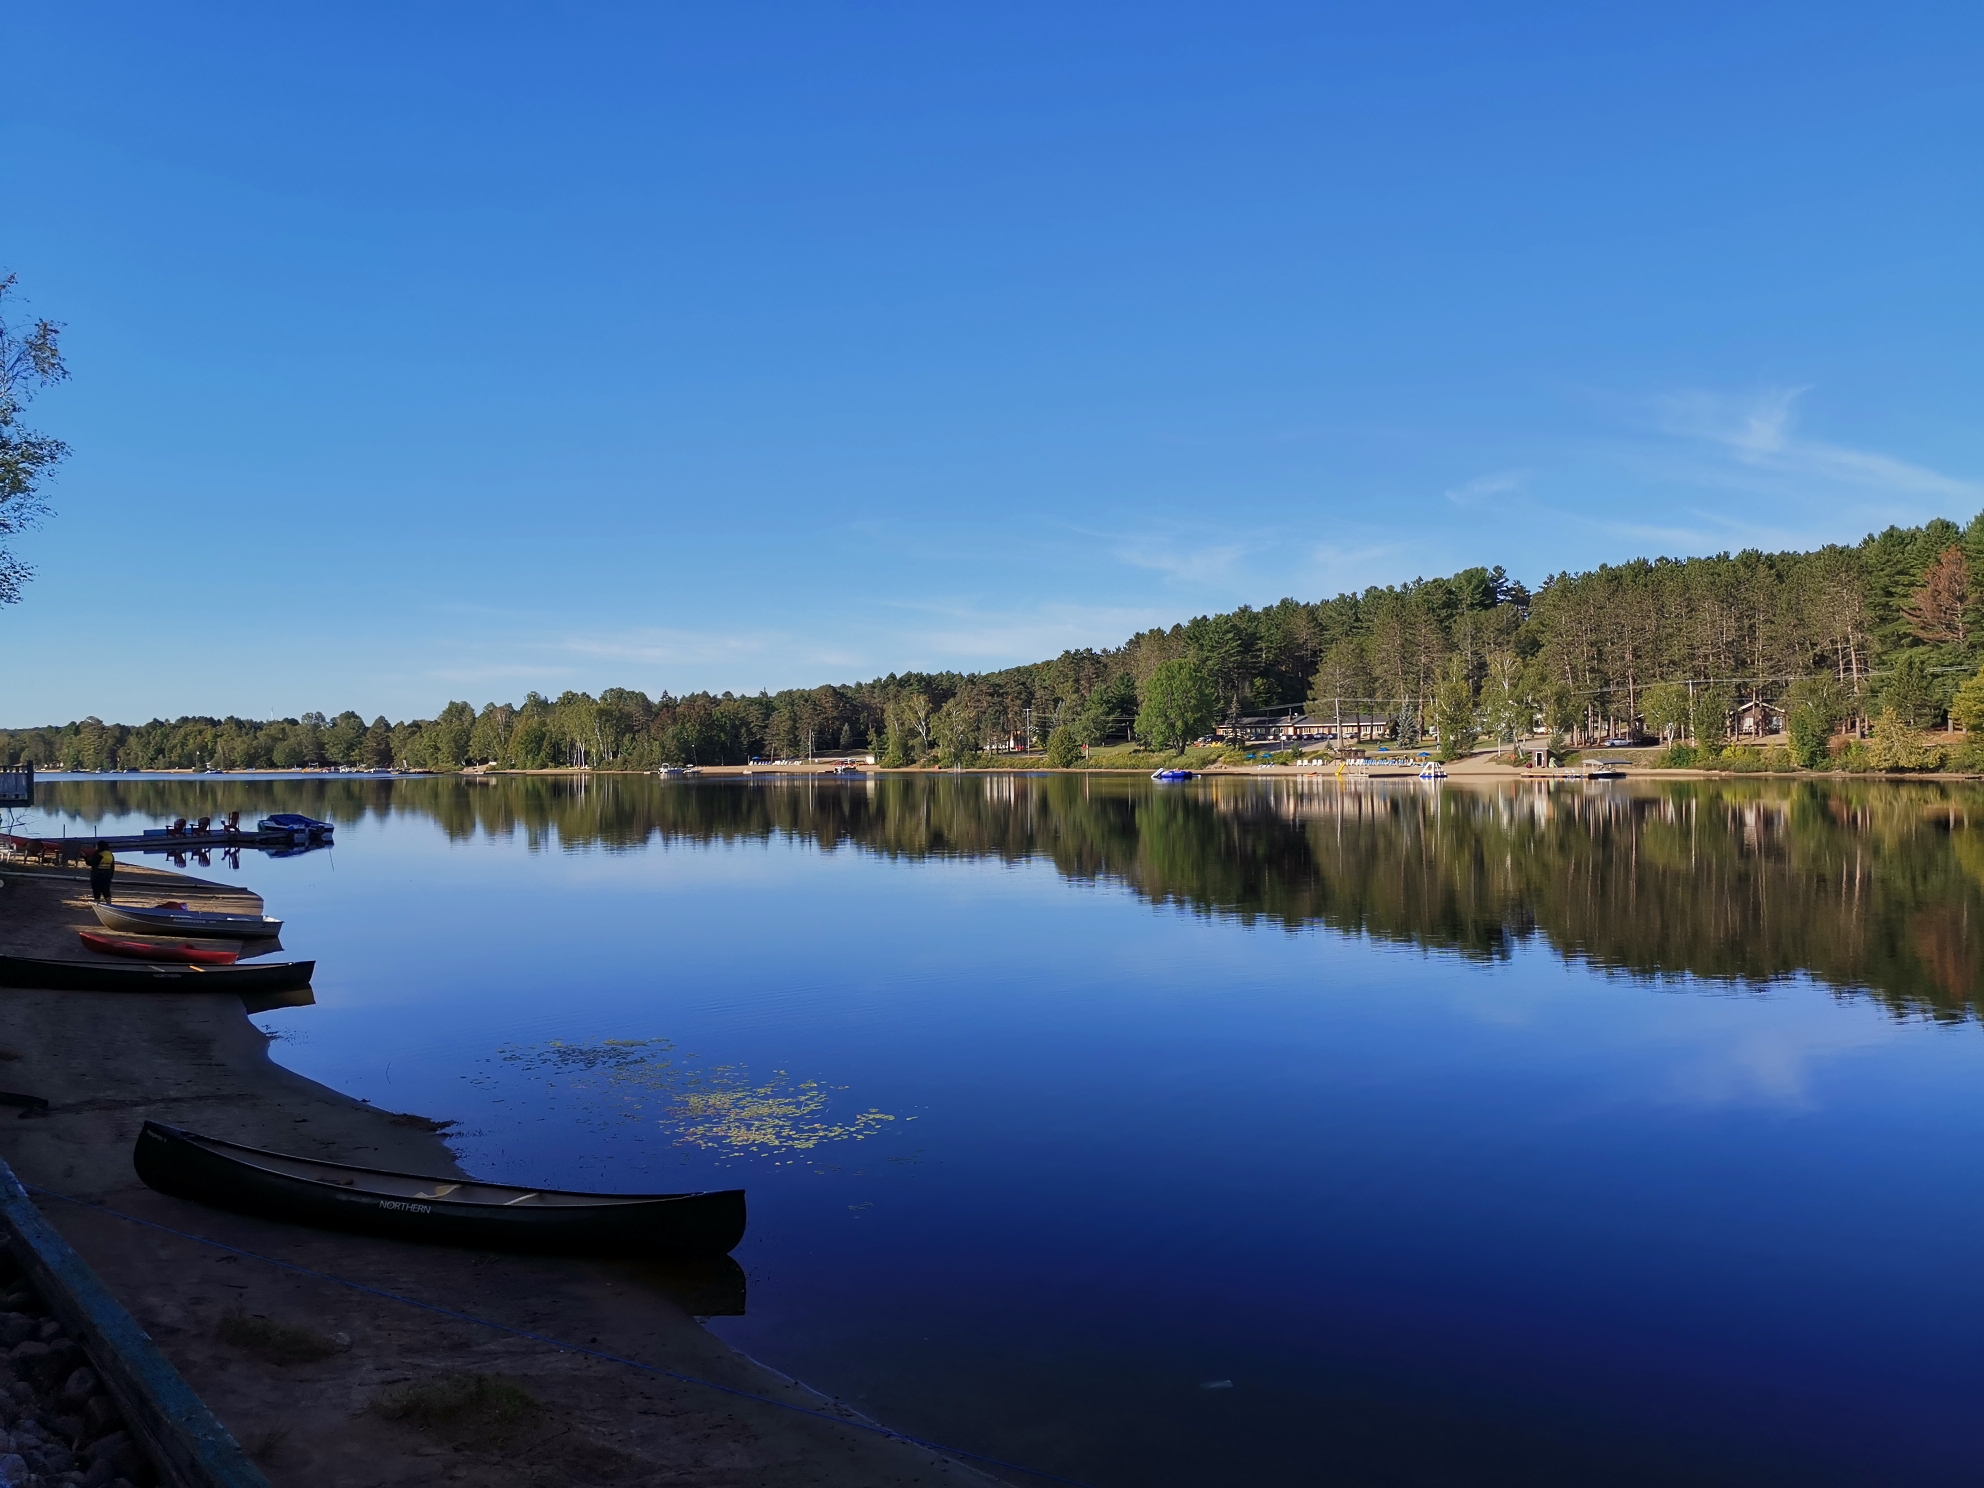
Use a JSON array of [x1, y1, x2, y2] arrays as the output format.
[[0, 955, 313, 995], [133, 1122, 747, 1257], [94, 901, 283, 940], [76, 931, 238, 966]]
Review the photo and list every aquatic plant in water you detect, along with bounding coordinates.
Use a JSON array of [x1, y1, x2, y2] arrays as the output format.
[[493, 1037, 898, 1155]]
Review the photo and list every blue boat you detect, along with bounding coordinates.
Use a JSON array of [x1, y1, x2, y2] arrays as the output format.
[[256, 813, 334, 843], [1151, 769, 1194, 782]]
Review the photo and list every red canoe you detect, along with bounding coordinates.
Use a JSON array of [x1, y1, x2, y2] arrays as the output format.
[[77, 931, 238, 966]]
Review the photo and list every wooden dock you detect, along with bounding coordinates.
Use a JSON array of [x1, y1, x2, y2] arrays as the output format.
[[4, 831, 324, 864]]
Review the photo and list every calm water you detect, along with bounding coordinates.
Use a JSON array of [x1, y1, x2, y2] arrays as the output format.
[[22, 773, 1984, 1485]]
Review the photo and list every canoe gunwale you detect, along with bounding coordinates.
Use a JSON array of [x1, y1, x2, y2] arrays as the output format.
[[0, 955, 314, 995], [134, 1123, 746, 1255], [94, 904, 284, 941]]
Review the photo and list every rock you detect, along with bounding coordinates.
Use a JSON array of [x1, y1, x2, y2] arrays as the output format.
[[77, 1460, 115, 1488], [79, 1401, 116, 1441], [34, 1444, 76, 1475], [47, 1412, 82, 1443], [56, 1371, 94, 1409], [25, 1343, 80, 1390], [33, 1321, 59, 1345], [0, 1319, 31, 1352], [0, 1453, 25, 1486], [8, 1383, 30, 1408], [82, 1433, 144, 1482]]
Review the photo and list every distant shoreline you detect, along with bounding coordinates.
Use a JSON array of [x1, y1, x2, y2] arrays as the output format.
[[28, 762, 1984, 784]]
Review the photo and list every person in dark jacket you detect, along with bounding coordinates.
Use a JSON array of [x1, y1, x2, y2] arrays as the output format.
[[87, 844, 115, 903]]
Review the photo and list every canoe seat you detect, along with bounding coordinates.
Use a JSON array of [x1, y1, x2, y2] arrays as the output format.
[[412, 1184, 460, 1199]]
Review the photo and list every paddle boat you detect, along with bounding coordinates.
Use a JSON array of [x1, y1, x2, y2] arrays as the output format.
[[1151, 769, 1194, 782], [1417, 762, 1448, 780], [135, 1122, 747, 1256]]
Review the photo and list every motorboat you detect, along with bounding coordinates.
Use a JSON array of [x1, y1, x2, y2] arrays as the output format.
[[257, 813, 333, 843]]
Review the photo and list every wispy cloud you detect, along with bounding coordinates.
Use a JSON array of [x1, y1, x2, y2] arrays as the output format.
[[1655, 386, 1982, 502], [1443, 469, 1529, 506], [1112, 538, 1250, 585]]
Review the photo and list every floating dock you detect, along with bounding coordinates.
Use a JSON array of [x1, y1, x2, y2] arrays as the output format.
[[3, 832, 324, 863]]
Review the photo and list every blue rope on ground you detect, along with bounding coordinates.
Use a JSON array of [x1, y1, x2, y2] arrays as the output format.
[[24, 1184, 1096, 1488]]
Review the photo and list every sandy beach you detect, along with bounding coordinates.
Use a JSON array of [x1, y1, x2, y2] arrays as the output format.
[[0, 865, 994, 1487]]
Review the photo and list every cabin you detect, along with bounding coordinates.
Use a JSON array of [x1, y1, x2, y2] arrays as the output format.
[[1731, 700, 1786, 738]]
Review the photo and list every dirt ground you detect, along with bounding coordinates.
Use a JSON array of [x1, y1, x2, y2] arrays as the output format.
[[0, 866, 999, 1487]]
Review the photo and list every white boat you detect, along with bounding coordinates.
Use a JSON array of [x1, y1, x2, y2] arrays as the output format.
[[1417, 762, 1448, 780], [95, 901, 284, 941]]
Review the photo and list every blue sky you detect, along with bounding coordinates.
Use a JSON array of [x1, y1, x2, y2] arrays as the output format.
[[3, 3, 1979, 722]]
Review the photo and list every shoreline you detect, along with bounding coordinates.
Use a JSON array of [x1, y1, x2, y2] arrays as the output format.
[[0, 866, 995, 1487], [34, 760, 1984, 783]]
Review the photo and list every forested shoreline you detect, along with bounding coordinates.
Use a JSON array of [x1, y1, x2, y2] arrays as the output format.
[[13, 511, 1984, 773]]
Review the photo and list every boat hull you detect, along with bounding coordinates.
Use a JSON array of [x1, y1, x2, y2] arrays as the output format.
[[0, 955, 313, 994], [94, 903, 283, 940], [134, 1123, 746, 1257], [77, 932, 238, 965]]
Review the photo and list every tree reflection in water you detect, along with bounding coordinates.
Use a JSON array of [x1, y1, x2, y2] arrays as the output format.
[[37, 772, 1984, 1021]]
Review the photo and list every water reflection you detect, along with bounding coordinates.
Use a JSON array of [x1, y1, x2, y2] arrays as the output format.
[[38, 773, 1984, 1021]]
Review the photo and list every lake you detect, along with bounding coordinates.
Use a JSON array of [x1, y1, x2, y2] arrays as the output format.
[[21, 772, 1984, 1485]]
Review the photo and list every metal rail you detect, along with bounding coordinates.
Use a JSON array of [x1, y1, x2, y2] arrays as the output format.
[[0, 1159, 267, 1488]]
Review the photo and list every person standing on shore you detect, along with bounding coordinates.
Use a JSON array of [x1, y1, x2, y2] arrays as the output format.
[[87, 843, 115, 903]]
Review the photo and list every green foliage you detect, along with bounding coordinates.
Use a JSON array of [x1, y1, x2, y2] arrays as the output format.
[[376, 1373, 543, 1448], [1786, 707, 1831, 769], [1135, 659, 1217, 753], [1044, 726, 1081, 768], [1688, 685, 1733, 748], [1430, 655, 1479, 761], [216, 1309, 339, 1365], [1784, 674, 1842, 769], [1950, 664, 1984, 733], [1640, 683, 1690, 744], [934, 696, 983, 769], [1654, 744, 1700, 769], [1866, 715, 1946, 771], [0, 274, 69, 606], [18, 508, 1984, 776], [1880, 649, 1943, 727], [1476, 651, 1529, 746]]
